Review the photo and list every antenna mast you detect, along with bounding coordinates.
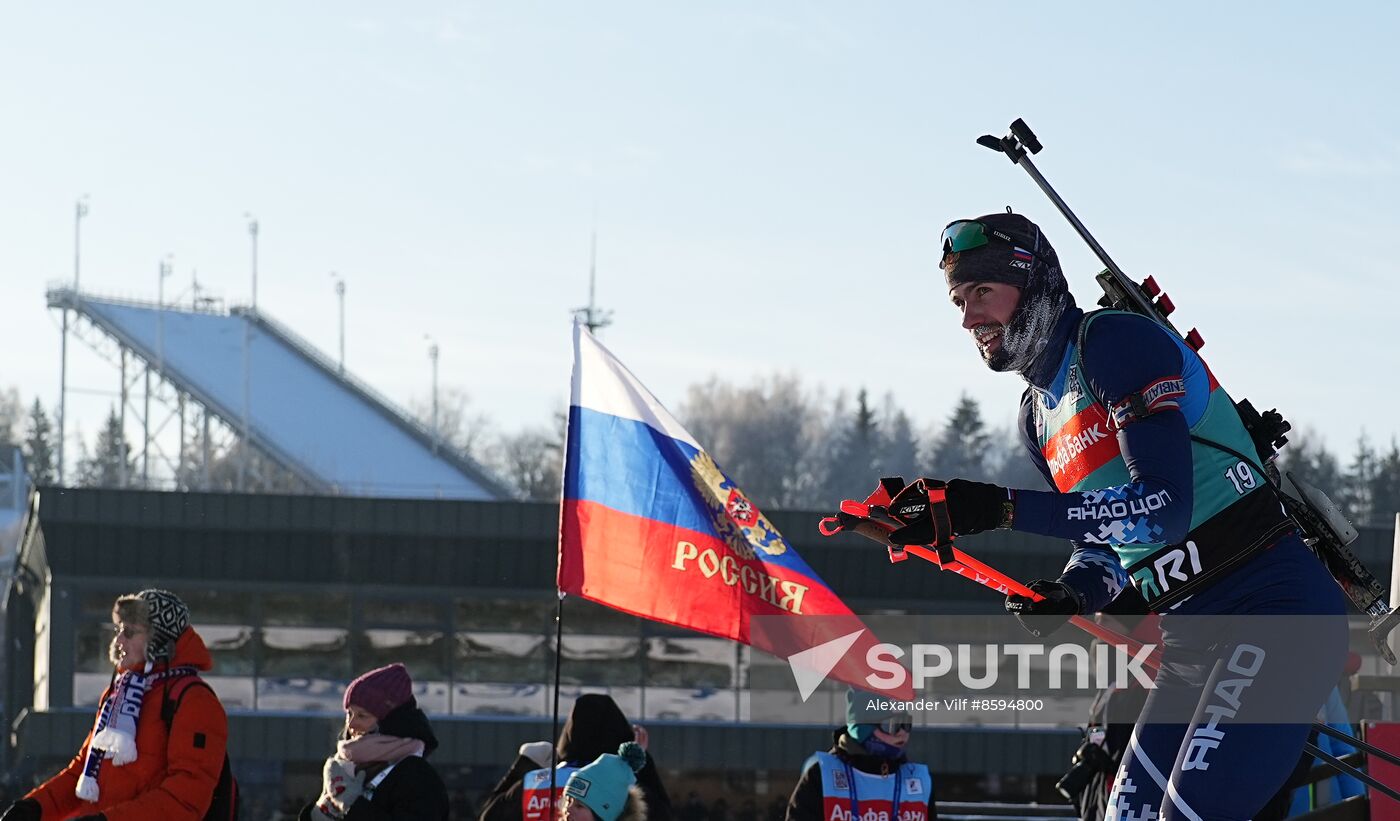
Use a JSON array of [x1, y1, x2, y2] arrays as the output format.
[[573, 228, 613, 333]]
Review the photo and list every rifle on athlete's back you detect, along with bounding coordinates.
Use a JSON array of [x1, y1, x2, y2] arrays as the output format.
[[978, 118, 1400, 663]]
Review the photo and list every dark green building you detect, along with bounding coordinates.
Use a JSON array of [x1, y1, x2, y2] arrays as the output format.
[[4, 487, 1395, 817]]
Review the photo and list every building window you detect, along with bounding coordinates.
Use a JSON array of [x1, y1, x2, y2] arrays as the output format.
[[67, 586, 753, 720]]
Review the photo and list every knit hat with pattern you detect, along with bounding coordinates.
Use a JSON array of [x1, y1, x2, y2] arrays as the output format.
[[137, 589, 190, 661]]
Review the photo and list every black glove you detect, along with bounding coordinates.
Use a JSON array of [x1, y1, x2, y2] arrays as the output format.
[[0, 799, 41, 821], [886, 479, 953, 546], [944, 478, 1014, 535], [1005, 579, 1082, 637]]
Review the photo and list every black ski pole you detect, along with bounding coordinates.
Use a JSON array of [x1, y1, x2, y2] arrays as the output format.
[[1303, 740, 1400, 803], [1287, 752, 1364, 791], [1313, 721, 1400, 769]]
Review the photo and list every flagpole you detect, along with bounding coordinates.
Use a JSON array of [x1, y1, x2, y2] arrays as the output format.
[[552, 320, 580, 819], [549, 589, 565, 817]]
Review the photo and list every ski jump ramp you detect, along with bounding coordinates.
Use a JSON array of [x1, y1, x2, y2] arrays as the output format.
[[50, 288, 509, 500]]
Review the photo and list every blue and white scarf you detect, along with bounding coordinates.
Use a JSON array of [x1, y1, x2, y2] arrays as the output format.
[[75, 665, 194, 802]]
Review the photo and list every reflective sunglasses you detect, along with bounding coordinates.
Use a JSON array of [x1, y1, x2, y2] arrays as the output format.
[[940, 220, 1038, 269]]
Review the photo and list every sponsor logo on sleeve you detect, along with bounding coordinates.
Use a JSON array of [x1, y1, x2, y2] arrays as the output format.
[[1140, 377, 1186, 412]]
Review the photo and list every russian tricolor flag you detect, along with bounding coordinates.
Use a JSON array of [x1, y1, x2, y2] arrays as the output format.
[[559, 322, 909, 698]]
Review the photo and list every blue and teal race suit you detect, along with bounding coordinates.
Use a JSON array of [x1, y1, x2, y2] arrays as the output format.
[[1009, 306, 1346, 821]]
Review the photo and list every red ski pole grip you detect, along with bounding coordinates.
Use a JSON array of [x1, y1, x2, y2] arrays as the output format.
[[840, 500, 872, 517]]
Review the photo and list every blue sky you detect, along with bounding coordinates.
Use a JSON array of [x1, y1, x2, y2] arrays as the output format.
[[2, 2, 1397, 473]]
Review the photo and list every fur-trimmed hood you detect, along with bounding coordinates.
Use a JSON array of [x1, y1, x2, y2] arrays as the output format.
[[618, 785, 649, 821]]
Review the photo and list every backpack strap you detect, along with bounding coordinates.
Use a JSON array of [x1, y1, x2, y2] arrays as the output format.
[[157, 673, 240, 821], [160, 671, 209, 729]]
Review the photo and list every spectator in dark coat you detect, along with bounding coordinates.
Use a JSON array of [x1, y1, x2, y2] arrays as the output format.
[[300, 663, 449, 821], [480, 694, 672, 821]]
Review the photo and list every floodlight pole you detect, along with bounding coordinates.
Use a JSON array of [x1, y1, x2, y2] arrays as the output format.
[[144, 255, 173, 485], [426, 336, 440, 455], [58, 195, 88, 485], [332, 272, 346, 373], [240, 215, 258, 490]]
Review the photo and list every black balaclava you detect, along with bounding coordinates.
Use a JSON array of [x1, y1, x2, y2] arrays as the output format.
[[943, 211, 1074, 376]]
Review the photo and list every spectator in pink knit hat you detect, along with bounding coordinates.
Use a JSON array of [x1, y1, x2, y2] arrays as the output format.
[[299, 663, 448, 821], [344, 662, 414, 721]]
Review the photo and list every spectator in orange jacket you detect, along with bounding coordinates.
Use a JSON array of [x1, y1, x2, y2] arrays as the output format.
[[0, 589, 229, 821]]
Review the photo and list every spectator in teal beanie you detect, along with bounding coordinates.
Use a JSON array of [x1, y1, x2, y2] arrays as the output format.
[[559, 743, 649, 821]]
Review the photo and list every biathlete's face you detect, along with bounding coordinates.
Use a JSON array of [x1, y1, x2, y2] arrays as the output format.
[[949, 281, 1022, 367]]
